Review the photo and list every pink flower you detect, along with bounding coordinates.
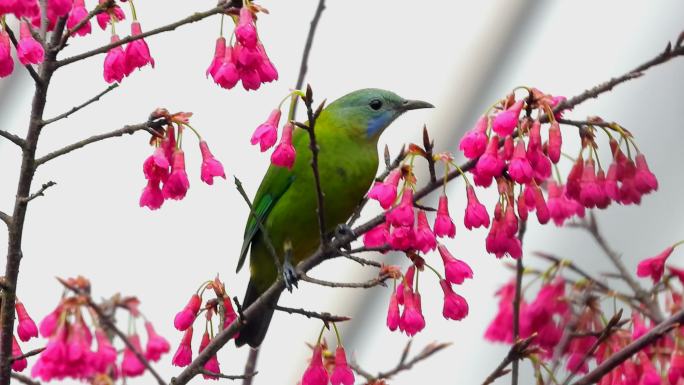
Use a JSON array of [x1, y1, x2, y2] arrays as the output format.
[[17, 21, 44, 65], [399, 286, 425, 336], [172, 326, 193, 367], [251, 109, 280, 151], [565, 156, 584, 201], [634, 153, 658, 194], [528, 120, 542, 150], [271, 121, 296, 169], [413, 210, 436, 253], [199, 140, 226, 185], [144, 321, 170, 362], [174, 294, 201, 331], [214, 46, 240, 89], [368, 169, 402, 209], [508, 141, 533, 184], [363, 223, 389, 249], [386, 290, 400, 331], [330, 347, 355, 385], [103, 35, 126, 83], [256, 44, 278, 83], [48, 0, 71, 17], [464, 186, 490, 229], [386, 188, 414, 227], [533, 187, 550, 225], [388, 225, 413, 251], [396, 265, 415, 305], [39, 305, 61, 337], [459, 116, 488, 159], [162, 149, 190, 200], [548, 121, 562, 163], [140, 180, 164, 210], [235, 7, 257, 48], [125, 22, 155, 73], [222, 297, 239, 337], [66, 0, 91, 36], [0, 30, 14, 78], [440, 280, 469, 321], [433, 195, 456, 238], [143, 147, 170, 182], [578, 159, 605, 208], [476, 135, 505, 179], [15, 301, 38, 341], [206, 37, 226, 79], [669, 351, 684, 385], [121, 334, 146, 377], [485, 282, 517, 342], [11, 336, 27, 372], [199, 332, 221, 380], [301, 345, 329, 385], [96, 2, 125, 29], [492, 100, 523, 136], [438, 244, 473, 285], [93, 329, 117, 373], [527, 146, 552, 180], [637, 246, 675, 283]]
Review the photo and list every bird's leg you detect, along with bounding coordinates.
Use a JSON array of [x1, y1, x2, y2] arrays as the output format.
[[282, 241, 299, 292], [334, 223, 356, 251]]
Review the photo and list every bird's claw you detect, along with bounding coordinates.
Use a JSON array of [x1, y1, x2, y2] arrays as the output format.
[[282, 243, 299, 292]]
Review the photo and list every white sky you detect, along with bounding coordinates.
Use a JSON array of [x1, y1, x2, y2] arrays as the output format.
[[1, 0, 684, 384]]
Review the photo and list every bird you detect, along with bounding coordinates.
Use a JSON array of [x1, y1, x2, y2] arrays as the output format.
[[235, 88, 433, 348]]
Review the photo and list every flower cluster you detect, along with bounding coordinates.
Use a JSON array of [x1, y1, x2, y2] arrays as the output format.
[[8, 299, 39, 372], [300, 338, 355, 385], [206, 5, 277, 91], [139, 109, 225, 210], [101, 0, 155, 83], [30, 276, 169, 382], [456, 88, 657, 258], [171, 276, 238, 379], [250, 93, 302, 169]]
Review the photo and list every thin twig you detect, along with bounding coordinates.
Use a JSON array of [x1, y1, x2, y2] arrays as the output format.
[[561, 310, 624, 385], [0, 211, 11, 227], [511, 219, 527, 385], [19, 181, 56, 203], [423, 126, 437, 184], [291, 0, 326, 117], [199, 369, 257, 381], [57, 1, 237, 67], [10, 347, 45, 362], [300, 272, 389, 289], [42, 84, 119, 125], [337, 249, 382, 267], [3, 26, 42, 85], [0, 130, 26, 148], [273, 305, 350, 323], [34, 119, 164, 166], [299, 86, 328, 248], [10, 373, 41, 385], [482, 335, 536, 385], [234, 177, 282, 274], [351, 341, 451, 382], [571, 308, 684, 385], [241, 348, 259, 385]]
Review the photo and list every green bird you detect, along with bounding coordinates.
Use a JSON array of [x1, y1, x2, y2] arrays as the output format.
[[235, 88, 433, 347]]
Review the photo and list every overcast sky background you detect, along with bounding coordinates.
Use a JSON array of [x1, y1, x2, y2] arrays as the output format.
[[1, 1, 684, 384]]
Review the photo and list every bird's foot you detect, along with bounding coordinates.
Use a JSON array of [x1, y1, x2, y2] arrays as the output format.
[[282, 243, 299, 292], [335, 223, 356, 250]]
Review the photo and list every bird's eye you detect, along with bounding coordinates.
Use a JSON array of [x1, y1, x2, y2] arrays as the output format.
[[369, 99, 383, 110]]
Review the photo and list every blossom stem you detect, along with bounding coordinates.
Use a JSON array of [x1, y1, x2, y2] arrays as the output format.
[[332, 322, 343, 346], [184, 123, 202, 141], [196, 280, 213, 295], [673, 240, 684, 248], [423, 262, 444, 281], [316, 324, 326, 345], [219, 14, 224, 36], [448, 160, 471, 187], [129, 0, 138, 21]]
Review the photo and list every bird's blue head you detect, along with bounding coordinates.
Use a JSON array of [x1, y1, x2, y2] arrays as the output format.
[[323, 88, 433, 139]]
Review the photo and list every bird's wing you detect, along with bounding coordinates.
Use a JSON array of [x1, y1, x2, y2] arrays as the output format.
[[236, 161, 296, 273]]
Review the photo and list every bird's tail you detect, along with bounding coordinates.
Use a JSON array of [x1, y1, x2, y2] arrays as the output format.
[[235, 279, 280, 348]]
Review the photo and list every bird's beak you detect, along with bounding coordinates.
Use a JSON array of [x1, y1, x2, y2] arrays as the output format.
[[400, 99, 435, 111]]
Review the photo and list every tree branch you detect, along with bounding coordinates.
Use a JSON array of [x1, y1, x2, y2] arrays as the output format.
[[42, 84, 119, 126], [56, 1, 237, 67], [571, 308, 684, 385], [19, 181, 56, 203], [0, 130, 26, 148], [511, 219, 527, 385], [291, 0, 326, 117], [273, 305, 351, 323], [199, 369, 257, 381], [0, 211, 11, 227], [34, 119, 164, 166], [241, 348, 259, 385], [351, 341, 451, 382], [482, 335, 536, 385], [10, 347, 45, 363], [10, 373, 41, 385], [300, 272, 389, 289]]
